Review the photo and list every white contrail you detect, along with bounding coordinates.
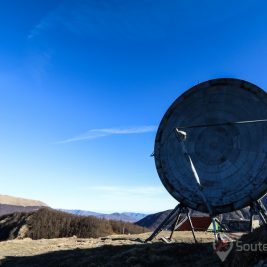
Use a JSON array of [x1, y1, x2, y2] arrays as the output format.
[[57, 125, 157, 144]]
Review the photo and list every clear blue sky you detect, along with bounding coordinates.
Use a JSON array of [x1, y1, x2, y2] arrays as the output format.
[[1, 0, 267, 213]]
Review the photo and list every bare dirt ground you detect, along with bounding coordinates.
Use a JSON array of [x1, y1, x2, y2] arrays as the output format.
[[0, 231, 221, 267]]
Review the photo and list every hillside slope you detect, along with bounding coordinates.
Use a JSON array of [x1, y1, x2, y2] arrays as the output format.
[[136, 208, 252, 230], [136, 209, 209, 230], [0, 208, 147, 241], [136, 194, 267, 230]]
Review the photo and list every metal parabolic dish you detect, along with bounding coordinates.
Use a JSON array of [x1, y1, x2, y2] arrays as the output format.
[[155, 78, 267, 215]]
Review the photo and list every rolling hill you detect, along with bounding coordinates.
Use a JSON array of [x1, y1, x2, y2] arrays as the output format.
[[0, 195, 48, 216], [0, 195, 47, 207]]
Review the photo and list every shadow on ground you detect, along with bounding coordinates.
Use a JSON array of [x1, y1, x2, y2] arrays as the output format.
[[0, 242, 221, 267]]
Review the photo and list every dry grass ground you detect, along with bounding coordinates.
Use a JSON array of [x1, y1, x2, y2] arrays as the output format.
[[1, 229, 266, 267], [0, 231, 220, 267]]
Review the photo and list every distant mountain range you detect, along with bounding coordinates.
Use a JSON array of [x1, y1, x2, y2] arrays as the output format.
[[60, 209, 147, 223], [0, 194, 146, 222], [1, 193, 266, 227]]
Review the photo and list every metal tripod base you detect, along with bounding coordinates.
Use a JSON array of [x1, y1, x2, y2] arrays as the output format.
[[145, 199, 267, 243], [145, 203, 199, 243]]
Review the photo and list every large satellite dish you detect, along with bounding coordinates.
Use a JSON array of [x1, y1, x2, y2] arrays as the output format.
[[154, 78, 267, 215]]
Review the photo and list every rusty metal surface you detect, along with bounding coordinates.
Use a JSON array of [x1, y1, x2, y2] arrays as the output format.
[[155, 78, 267, 214]]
